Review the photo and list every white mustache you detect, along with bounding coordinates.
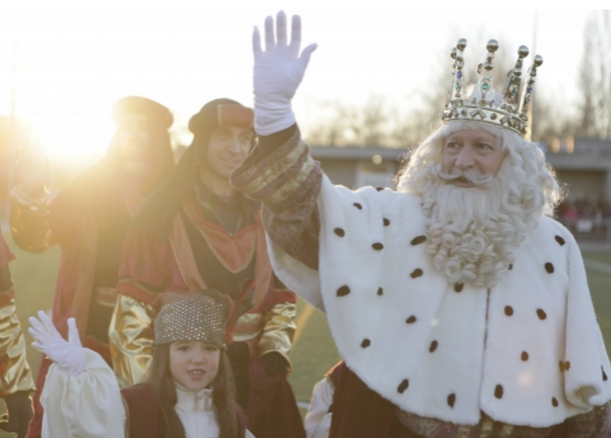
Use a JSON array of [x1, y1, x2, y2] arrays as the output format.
[[434, 166, 495, 189]]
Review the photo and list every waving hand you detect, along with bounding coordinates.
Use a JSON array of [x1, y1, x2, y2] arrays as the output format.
[[253, 11, 317, 135], [28, 312, 86, 377]]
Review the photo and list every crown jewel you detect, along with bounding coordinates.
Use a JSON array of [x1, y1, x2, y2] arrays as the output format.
[[441, 39, 543, 137]]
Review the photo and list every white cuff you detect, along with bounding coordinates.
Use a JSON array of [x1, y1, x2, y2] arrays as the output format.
[[254, 100, 296, 136]]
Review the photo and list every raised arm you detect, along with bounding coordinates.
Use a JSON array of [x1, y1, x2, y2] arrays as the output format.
[[232, 12, 322, 270], [28, 312, 125, 438]]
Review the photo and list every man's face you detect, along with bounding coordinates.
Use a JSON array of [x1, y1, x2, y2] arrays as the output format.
[[441, 128, 506, 187], [203, 127, 253, 180], [116, 114, 150, 162]]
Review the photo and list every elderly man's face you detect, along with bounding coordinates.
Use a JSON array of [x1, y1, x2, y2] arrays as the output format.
[[441, 128, 506, 187]]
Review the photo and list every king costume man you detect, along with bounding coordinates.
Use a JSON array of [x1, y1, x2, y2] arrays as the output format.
[[230, 12, 611, 438]]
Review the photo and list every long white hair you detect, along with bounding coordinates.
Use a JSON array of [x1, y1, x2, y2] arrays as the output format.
[[395, 120, 562, 287]]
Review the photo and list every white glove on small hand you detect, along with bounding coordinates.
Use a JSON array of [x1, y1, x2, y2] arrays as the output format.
[[253, 11, 317, 136], [28, 312, 86, 377]]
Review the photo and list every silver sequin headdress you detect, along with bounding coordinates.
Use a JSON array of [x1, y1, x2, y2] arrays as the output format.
[[441, 38, 543, 137], [154, 292, 229, 348]]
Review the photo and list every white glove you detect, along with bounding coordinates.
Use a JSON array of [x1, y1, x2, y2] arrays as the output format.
[[253, 11, 317, 136], [28, 312, 86, 377]]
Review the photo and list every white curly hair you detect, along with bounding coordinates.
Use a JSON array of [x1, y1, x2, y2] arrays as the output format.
[[395, 119, 562, 287]]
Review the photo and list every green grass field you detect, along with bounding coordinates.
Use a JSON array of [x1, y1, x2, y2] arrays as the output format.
[[1, 229, 610, 435]]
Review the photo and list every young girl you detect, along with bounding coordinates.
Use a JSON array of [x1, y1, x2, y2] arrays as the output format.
[[28, 290, 255, 438]]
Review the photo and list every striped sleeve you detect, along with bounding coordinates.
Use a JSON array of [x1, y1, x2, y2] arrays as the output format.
[[231, 128, 322, 271]]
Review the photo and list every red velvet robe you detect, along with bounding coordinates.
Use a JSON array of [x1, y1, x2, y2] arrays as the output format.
[[19, 170, 159, 438], [121, 384, 247, 438], [327, 362, 570, 438]]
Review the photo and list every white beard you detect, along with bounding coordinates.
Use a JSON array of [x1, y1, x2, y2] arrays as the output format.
[[421, 164, 528, 288]]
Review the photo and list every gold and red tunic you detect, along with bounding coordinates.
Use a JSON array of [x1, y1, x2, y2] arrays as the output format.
[[10, 159, 171, 438], [0, 232, 35, 398], [112, 188, 302, 438]]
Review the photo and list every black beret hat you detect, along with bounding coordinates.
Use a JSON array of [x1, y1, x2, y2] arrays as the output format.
[[189, 98, 254, 136]]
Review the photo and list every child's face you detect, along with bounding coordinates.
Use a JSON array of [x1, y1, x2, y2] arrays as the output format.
[[169, 340, 221, 392]]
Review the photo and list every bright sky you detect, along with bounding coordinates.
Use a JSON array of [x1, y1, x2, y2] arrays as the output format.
[[0, 1, 600, 165]]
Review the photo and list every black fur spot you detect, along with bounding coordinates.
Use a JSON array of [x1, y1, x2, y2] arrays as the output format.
[[334, 228, 345, 237], [555, 235, 565, 246], [397, 379, 409, 394], [336, 286, 351, 297], [353, 203, 363, 210], [376, 186, 384, 192], [377, 287, 383, 296], [545, 263, 554, 274], [406, 316, 417, 324], [603, 366, 608, 381], [504, 306, 514, 316], [410, 269, 423, 278], [454, 282, 464, 293], [508, 264, 513, 270], [521, 351, 529, 361], [494, 385, 503, 399], [372, 243, 384, 251], [361, 339, 371, 348], [537, 309, 547, 320], [383, 218, 390, 226], [429, 340, 438, 352], [552, 397, 558, 407], [447, 393, 456, 408], [410, 235, 427, 246]]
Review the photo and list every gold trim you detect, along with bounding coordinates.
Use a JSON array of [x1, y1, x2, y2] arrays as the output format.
[[9, 188, 51, 252], [95, 287, 118, 308], [0, 299, 35, 396], [232, 313, 263, 342], [121, 393, 131, 438], [239, 139, 308, 197], [109, 295, 156, 388], [266, 156, 316, 206], [258, 302, 296, 371]]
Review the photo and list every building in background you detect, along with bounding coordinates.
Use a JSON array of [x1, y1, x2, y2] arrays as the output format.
[[311, 146, 406, 190], [546, 137, 611, 198]]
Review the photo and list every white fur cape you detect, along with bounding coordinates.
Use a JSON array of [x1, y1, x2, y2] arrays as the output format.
[[268, 175, 611, 427]]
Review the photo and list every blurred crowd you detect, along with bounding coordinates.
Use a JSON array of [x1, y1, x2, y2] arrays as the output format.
[[557, 193, 611, 238]]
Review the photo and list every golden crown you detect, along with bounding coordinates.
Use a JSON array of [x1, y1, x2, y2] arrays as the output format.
[[441, 38, 543, 137]]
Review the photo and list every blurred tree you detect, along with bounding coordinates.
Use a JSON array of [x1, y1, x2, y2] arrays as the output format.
[[532, 93, 578, 145], [577, 11, 611, 139], [302, 38, 549, 148], [305, 96, 395, 147]]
